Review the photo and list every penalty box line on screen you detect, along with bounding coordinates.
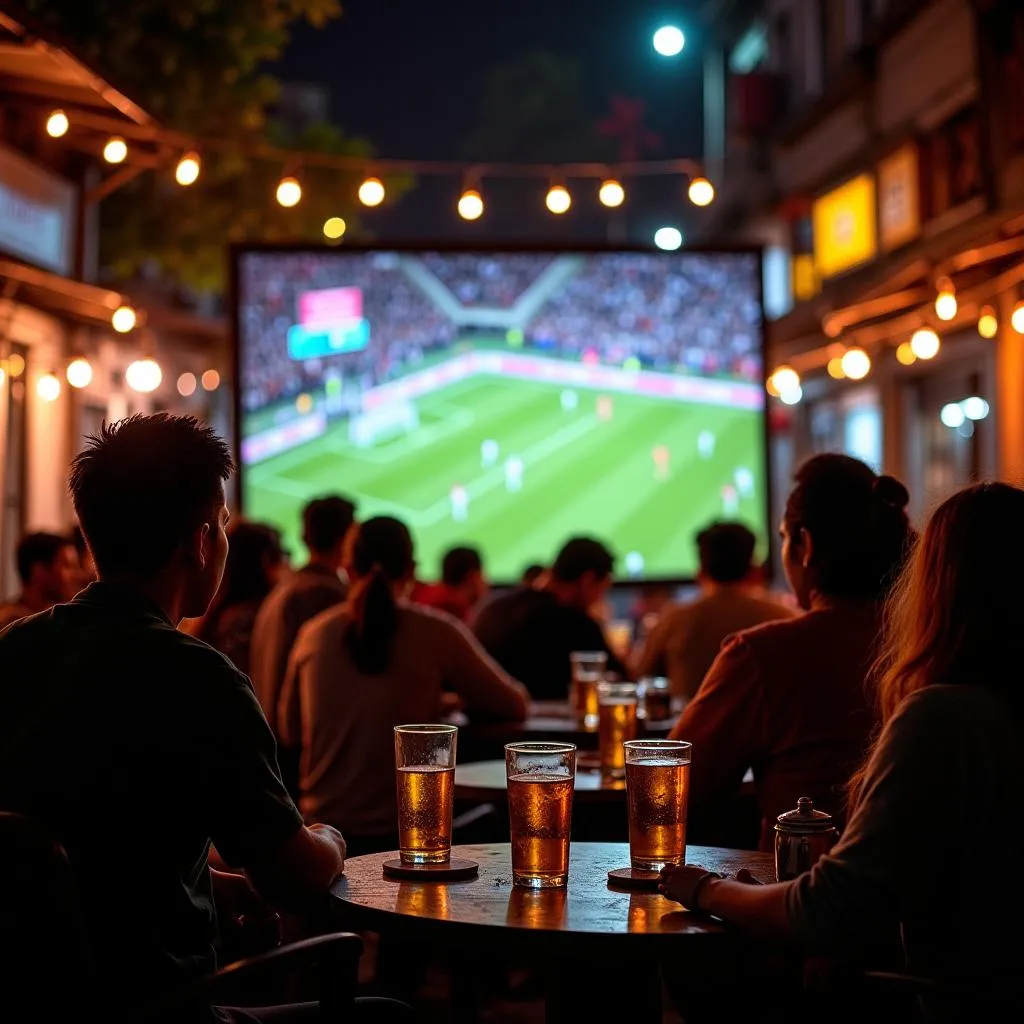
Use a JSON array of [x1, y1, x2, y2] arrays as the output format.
[[253, 410, 602, 530]]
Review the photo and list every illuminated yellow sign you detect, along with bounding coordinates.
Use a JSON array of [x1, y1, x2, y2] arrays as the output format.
[[878, 144, 920, 251], [792, 253, 819, 301], [812, 174, 877, 279]]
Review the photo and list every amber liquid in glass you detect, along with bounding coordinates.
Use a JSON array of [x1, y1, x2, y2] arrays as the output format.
[[574, 673, 602, 730], [396, 764, 454, 864], [507, 773, 573, 887], [598, 699, 638, 778], [625, 758, 689, 870]]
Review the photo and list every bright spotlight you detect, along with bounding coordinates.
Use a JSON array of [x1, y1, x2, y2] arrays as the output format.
[[654, 226, 683, 251], [653, 25, 685, 57]]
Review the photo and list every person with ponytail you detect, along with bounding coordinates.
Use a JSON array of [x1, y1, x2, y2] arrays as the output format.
[[278, 516, 528, 851], [669, 454, 914, 849], [661, 482, 1024, 1020]]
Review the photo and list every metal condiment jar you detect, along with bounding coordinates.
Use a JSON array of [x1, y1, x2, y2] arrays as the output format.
[[774, 797, 839, 881]]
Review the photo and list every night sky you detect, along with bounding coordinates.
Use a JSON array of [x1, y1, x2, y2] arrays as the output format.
[[275, 0, 706, 243]]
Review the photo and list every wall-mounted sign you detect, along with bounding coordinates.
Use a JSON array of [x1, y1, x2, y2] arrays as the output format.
[[0, 145, 76, 277], [878, 144, 920, 251], [812, 174, 877, 279]]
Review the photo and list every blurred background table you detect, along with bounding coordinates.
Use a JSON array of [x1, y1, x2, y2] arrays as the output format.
[[332, 842, 774, 1023], [455, 758, 627, 805]]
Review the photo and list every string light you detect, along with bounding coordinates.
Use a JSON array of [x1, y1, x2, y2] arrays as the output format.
[[1012, 301, 1024, 335], [66, 358, 93, 389], [37, 371, 61, 402], [126, 358, 162, 393], [111, 304, 137, 333], [276, 176, 302, 207], [8, 353, 25, 377], [103, 136, 128, 164], [934, 278, 957, 321], [457, 189, 484, 221], [358, 177, 385, 207], [768, 365, 800, 401], [323, 216, 346, 240], [896, 342, 917, 366], [977, 306, 998, 339], [177, 372, 197, 397], [46, 110, 69, 138], [688, 177, 715, 207], [545, 185, 571, 215], [827, 357, 846, 379], [840, 347, 871, 380], [201, 369, 220, 391], [598, 179, 625, 208], [910, 327, 941, 360], [175, 151, 201, 186]]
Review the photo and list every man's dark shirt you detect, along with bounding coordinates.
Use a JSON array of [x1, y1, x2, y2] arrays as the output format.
[[473, 587, 626, 700], [0, 583, 303, 1009]]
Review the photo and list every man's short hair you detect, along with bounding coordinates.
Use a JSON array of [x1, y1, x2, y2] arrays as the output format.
[[551, 537, 614, 583], [302, 496, 356, 555], [16, 532, 73, 586], [442, 546, 483, 587], [696, 521, 757, 584], [69, 414, 233, 578]]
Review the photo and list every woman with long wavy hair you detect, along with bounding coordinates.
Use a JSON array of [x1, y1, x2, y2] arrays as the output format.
[[661, 482, 1024, 1018]]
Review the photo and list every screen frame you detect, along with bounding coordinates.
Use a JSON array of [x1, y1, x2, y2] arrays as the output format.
[[229, 241, 772, 588]]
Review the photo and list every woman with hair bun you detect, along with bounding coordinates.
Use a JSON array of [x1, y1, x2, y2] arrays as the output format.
[[278, 516, 528, 852], [669, 454, 914, 849]]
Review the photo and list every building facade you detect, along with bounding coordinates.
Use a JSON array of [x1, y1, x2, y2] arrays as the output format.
[[702, 0, 1024, 524]]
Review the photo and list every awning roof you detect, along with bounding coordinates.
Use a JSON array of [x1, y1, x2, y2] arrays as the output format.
[[0, 258, 124, 325], [0, 2, 154, 126]]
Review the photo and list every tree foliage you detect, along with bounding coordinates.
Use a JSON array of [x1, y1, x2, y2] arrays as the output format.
[[24, 0, 405, 291]]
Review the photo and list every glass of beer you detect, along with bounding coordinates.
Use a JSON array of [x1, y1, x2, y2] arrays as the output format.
[[624, 739, 691, 871], [505, 742, 576, 888], [394, 724, 457, 864], [570, 651, 607, 730], [637, 676, 672, 723], [598, 681, 638, 779]]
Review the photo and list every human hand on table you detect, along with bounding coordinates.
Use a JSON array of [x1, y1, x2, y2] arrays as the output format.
[[659, 863, 762, 910]]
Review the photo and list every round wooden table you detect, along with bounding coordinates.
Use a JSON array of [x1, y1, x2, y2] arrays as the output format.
[[332, 841, 773, 1022], [455, 758, 627, 804]]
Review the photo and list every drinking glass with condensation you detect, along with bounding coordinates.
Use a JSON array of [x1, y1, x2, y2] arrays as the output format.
[[394, 724, 458, 864], [598, 681, 639, 779], [570, 651, 607, 730], [624, 739, 692, 871], [505, 742, 576, 888]]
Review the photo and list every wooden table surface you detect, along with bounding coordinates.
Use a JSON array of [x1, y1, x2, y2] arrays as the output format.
[[331, 841, 774, 955], [455, 759, 628, 804]]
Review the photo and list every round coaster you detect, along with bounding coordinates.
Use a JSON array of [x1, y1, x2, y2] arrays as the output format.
[[382, 858, 479, 881], [607, 867, 661, 892]]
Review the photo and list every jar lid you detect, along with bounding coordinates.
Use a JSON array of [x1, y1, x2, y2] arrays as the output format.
[[775, 797, 835, 833]]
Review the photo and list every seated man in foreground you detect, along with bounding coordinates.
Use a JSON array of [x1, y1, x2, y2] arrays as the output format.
[[473, 536, 626, 700], [634, 521, 791, 700], [0, 414, 368, 1022]]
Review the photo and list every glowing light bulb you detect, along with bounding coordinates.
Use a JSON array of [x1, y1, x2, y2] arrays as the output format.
[[840, 347, 871, 380], [653, 25, 685, 57], [779, 384, 803, 405], [323, 216, 346, 239], [910, 327, 941, 360], [769, 365, 800, 398], [103, 136, 128, 164], [358, 177, 385, 207], [940, 403, 965, 429], [37, 372, 61, 402], [827, 357, 846, 379], [175, 152, 201, 186], [935, 286, 957, 322], [66, 358, 93, 389], [598, 179, 625, 208], [125, 358, 162, 393], [457, 189, 484, 220], [276, 176, 302, 207], [46, 110, 69, 138], [1012, 301, 1024, 335], [977, 306, 998, 339], [545, 185, 571, 215], [177, 372, 197, 397], [201, 369, 220, 391], [8, 353, 25, 377], [896, 342, 917, 366], [962, 396, 990, 421], [654, 226, 683, 251], [111, 305, 137, 333], [688, 177, 715, 207]]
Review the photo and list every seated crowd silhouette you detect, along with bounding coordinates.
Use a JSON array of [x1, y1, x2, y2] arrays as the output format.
[[0, 412, 1021, 1022]]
